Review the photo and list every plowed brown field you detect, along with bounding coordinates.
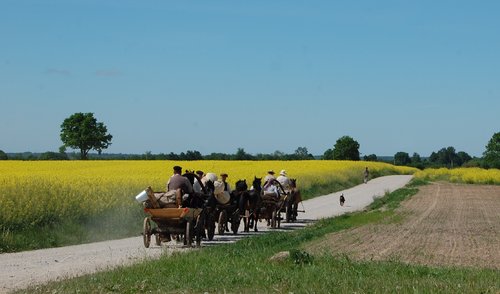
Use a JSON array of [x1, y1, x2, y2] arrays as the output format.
[[308, 182, 500, 269]]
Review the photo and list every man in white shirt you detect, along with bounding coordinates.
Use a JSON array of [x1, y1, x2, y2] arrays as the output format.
[[276, 169, 291, 194]]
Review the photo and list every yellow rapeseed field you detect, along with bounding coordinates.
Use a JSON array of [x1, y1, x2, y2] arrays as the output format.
[[414, 167, 500, 185], [0, 160, 415, 233]]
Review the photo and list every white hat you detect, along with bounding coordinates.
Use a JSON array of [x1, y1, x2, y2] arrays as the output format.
[[201, 172, 218, 185], [280, 170, 287, 176]]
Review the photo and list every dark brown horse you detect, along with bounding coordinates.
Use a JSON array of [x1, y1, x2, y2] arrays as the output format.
[[242, 177, 262, 232], [286, 178, 302, 222]]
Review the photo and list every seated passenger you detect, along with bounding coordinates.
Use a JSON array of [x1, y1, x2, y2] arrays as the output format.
[[262, 179, 279, 200]]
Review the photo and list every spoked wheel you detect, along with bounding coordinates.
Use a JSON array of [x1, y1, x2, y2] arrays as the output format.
[[143, 217, 152, 248], [218, 210, 227, 235], [271, 210, 277, 229]]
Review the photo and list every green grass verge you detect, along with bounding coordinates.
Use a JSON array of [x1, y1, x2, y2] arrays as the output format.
[[21, 179, 500, 293]]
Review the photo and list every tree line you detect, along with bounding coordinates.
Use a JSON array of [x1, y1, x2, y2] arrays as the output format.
[[0, 112, 498, 169]]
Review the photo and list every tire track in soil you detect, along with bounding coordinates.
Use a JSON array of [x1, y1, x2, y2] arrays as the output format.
[[307, 182, 500, 269], [377, 183, 439, 258]]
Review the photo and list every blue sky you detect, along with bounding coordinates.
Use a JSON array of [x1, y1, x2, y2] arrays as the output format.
[[1, 1, 499, 157]]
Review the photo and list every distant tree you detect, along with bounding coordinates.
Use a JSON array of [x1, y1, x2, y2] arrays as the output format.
[[428, 151, 439, 164], [427, 146, 472, 168], [363, 154, 378, 161], [0, 150, 8, 160], [431, 147, 459, 167], [483, 131, 500, 168], [333, 136, 360, 160], [293, 146, 314, 160], [234, 148, 253, 160], [322, 148, 334, 160], [205, 152, 231, 160], [456, 151, 472, 166], [39, 151, 69, 160], [166, 152, 180, 160], [60, 112, 113, 160], [411, 152, 421, 163], [409, 152, 425, 169], [143, 151, 153, 160], [272, 150, 285, 159], [185, 150, 203, 160], [394, 152, 411, 166]]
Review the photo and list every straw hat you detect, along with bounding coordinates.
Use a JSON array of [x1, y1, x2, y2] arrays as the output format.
[[280, 170, 287, 176]]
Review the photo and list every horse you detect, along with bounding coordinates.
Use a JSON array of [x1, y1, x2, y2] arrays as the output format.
[[286, 178, 302, 222], [239, 177, 262, 232], [181, 172, 207, 208]]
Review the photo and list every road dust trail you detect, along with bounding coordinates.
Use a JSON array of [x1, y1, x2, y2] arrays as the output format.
[[0, 175, 413, 293]]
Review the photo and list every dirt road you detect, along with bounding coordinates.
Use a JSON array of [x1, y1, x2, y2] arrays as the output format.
[[308, 182, 500, 269], [0, 175, 412, 293]]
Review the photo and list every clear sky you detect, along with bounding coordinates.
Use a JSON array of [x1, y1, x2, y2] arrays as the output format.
[[1, 1, 499, 157]]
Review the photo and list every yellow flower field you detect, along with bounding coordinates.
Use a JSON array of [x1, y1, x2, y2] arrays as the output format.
[[414, 167, 500, 185], [0, 160, 415, 235]]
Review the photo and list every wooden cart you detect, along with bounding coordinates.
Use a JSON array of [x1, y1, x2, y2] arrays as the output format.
[[142, 187, 205, 248]]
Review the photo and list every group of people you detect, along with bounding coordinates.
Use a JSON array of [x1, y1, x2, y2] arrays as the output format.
[[261, 169, 291, 200], [166, 166, 293, 204]]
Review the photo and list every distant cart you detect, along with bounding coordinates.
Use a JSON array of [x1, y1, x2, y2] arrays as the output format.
[[140, 187, 205, 248]]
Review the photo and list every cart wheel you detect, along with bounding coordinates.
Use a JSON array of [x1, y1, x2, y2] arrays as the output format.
[[271, 210, 277, 229], [143, 217, 151, 248], [218, 210, 227, 235], [184, 221, 192, 247]]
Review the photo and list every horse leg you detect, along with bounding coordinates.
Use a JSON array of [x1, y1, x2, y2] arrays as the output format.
[[253, 205, 259, 232]]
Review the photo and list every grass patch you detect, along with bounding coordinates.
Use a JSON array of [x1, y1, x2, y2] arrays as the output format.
[[23, 179, 500, 293]]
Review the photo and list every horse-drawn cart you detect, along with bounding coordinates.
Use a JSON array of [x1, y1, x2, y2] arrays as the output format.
[[139, 187, 205, 248], [257, 178, 304, 229]]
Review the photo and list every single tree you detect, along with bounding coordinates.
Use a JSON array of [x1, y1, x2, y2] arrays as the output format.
[[333, 136, 360, 160], [294, 146, 313, 160], [60, 112, 113, 160], [234, 148, 253, 160], [394, 151, 411, 166], [483, 132, 500, 169], [411, 152, 421, 163]]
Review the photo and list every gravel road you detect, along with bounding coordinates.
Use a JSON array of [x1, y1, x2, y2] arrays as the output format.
[[0, 175, 412, 293]]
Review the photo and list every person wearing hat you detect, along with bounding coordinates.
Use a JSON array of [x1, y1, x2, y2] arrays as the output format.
[[276, 169, 291, 194], [167, 165, 193, 194], [264, 170, 276, 185], [220, 173, 232, 194]]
